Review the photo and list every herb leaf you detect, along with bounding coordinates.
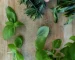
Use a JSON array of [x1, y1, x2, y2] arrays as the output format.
[[3, 6, 24, 40], [65, 42, 73, 47], [52, 39, 62, 49], [69, 43, 75, 60], [14, 36, 23, 48], [20, 0, 46, 20], [3, 25, 15, 40], [14, 21, 24, 27], [36, 50, 51, 60], [8, 44, 17, 53], [36, 26, 49, 49], [52, 7, 58, 23], [36, 36, 46, 50], [70, 36, 75, 41], [5, 21, 14, 26], [64, 15, 75, 25], [35, 26, 50, 60], [60, 47, 70, 60], [15, 51, 24, 60], [37, 26, 49, 37], [6, 6, 17, 23], [55, 0, 75, 24]]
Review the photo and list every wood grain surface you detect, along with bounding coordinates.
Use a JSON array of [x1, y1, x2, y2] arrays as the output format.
[[0, 0, 74, 60]]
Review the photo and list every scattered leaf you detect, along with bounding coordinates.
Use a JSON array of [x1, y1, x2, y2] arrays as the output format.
[[6, 6, 17, 23], [36, 36, 46, 50], [52, 7, 58, 23], [5, 21, 14, 26], [36, 50, 51, 60], [14, 36, 23, 48], [14, 21, 24, 27], [15, 51, 24, 60], [8, 44, 17, 53], [52, 39, 62, 49], [65, 42, 73, 47], [3, 25, 15, 40], [69, 43, 75, 60], [37, 26, 49, 37], [70, 36, 75, 41]]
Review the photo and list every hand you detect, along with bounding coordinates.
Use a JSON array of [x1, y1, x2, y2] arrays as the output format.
[[44, 0, 50, 2]]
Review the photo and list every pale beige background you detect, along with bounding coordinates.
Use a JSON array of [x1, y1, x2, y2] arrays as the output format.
[[0, 0, 75, 60]]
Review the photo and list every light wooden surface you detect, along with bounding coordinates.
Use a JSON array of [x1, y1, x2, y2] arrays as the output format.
[[0, 0, 74, 60]]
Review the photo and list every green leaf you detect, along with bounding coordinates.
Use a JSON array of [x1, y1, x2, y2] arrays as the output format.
[[70, 36, 75, 41], [14, 36, 23, 48], [65, 42, 73, 47], [21, 0, 46, 20], [36, 36, 46, 50], [6, 6, 17, 23], [69, 43, 75, 60], [14, 21, 24, 27], [47, 50, 56, 56], [5, 21, 14, 25], [60, 47, 70, 60], [39, 4, 46, 14], [36, 50, 52, 60], [25, 8, 41, 20], [37, 26, 49, 37], [15, 51, 24, 60], [52, 7, 58, 23], [20, 0, 28, 4], [52, 39, 62, 49], [3, 25, 15, 40], [8, 44, 17, 53], [58, 7, 68, 13], [64, 15, 75, 25]]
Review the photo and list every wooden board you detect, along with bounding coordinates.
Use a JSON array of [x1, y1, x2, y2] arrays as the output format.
[[0, 0, 74, 60]]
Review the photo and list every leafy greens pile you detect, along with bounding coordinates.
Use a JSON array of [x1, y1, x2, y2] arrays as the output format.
[[35, 26, 75, 60], [52, 0, 75, 24], [20, 0, 46, 20], [3, 6, 24, 40]]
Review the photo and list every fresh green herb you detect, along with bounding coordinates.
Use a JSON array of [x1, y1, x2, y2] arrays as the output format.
[[8, 44, 17, 53], [35, 26, 51, 60], [36, 36, 46, 50], [52, 0, 75, 24], [6, 6, 17, 23], [14, 36, 23, 48], [36, 50, 51, 60], [20, 0, 46, 20], [8, 44, 24, 60], [15, 51, 24, 60], [52, 39, 62, 49], [64, 42, 73, 47], [36, 31, 75, 60], [3, 6, 24, 40], [64, 15, 75, 25], [36, 26, 49, 50], [3, 6, 24, 60], [52, 7, 58, 23], [37, 26, 49, 38], [70, 36, 75, 41], [14, 21, 24, 27], [8, 35, 24, 60], [3, 25, 15, 40]]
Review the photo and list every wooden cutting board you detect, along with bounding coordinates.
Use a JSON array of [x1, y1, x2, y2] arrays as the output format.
[[0, 0, 75, 60]]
